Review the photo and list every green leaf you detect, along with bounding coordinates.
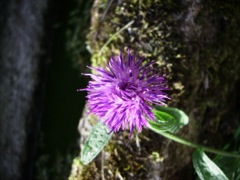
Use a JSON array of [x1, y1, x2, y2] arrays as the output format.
[[150, 110, 176, 132], [192, 149, 229, 180], [214, 156, 240, 180], [213, 124, 240, 180], [150, 106, 189, 133], [80, 122, 112, 165]]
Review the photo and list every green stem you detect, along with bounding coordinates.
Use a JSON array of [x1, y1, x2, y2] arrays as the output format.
[[149, 125, 240, 158], [98, 20, 134, 55]]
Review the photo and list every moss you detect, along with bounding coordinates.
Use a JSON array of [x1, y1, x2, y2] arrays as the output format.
[[87, 0, 187, 101], [69, 158, 100, 180]]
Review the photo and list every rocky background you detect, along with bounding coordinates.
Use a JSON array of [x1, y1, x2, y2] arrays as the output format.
[[0, 0, 240, 180], [72, 0, 240, 179]]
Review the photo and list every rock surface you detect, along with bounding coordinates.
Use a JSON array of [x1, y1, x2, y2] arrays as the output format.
[[0, 0, 46, 179], [72, 0, 240, 179]]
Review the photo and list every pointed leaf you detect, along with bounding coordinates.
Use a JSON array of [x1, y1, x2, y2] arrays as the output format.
[[213, 125, 240, 180], [80, 122, 112, 165], [192, 149, 229, 180], [214, 156, 240, 180]]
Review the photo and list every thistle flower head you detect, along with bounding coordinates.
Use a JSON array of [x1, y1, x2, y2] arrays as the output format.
[[82, 50, 169, 134]]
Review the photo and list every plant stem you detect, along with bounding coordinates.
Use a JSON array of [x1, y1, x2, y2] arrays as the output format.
[[148, 125, 240, 158], [98, 20, 134, 55]]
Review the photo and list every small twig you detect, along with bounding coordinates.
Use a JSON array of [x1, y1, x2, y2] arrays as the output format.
[[98, 20, 134, 56], [101, 152, 105, 180], [101, 0, 114, 21]]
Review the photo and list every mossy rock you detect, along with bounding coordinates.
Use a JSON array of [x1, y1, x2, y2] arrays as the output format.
[[72, 0, 240, 179]]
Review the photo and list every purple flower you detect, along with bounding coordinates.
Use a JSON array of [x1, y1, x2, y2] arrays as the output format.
[[81, 50, 169, 134]]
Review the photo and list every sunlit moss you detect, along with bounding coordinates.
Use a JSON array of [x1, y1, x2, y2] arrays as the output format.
[[68, 158, 99, 180]]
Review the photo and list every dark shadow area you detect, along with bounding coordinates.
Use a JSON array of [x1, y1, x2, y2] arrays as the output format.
[[33, 0, 92, 179]]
